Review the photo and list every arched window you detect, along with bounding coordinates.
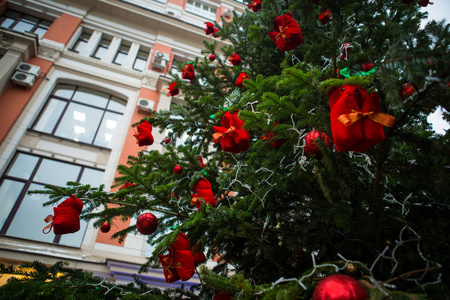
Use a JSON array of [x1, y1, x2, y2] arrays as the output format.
[[32, 84, 126, 148]]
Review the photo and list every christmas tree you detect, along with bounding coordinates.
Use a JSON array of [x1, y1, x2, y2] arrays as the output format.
[[2, 0, 449, 298]]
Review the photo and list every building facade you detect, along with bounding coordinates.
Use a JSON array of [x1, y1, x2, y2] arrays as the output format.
[[0, 0, 244, 287]]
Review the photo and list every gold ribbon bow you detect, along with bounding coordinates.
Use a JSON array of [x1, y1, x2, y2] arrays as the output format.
[[162, 257, 182, 279], [212, 126, 236, 141], [190, 197, 202, 206], [275, 26, 290, 42], [338, 109, 395, 127], [43, 214, 54, 234]]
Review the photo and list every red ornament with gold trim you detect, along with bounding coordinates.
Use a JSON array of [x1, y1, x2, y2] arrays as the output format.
[[312, 274, 369, 300], [136, 213, 158, 235], [268, 12, 303, 52], [181, 64, 195, 80], [247, 0, 261, 12]]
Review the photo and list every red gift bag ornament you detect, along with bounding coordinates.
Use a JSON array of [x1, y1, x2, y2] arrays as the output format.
[[328, 85, 395, 153], [247, 0, 261, 12], [191, 178, 217, 211], [418, 0, 433, 7], [167, 81, 179, 96], [43, 194, 83, 235], [212, 112, 250, 153], [236, 72, 249, 88], [268, 12, 303, 52], [319, 10, 331, 25], [228, 52, 241, 66], [204, 22, 219, 36], [181, 64, 195, 80], [133, 120, 154, 147]]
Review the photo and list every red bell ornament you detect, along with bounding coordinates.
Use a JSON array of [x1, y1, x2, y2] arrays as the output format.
[[43, 194, 83, 235], [268, 12, 303, 52], [328, 85, 395, 153], [319, 10, 331, 25], [236, 72, 249, 88], [247, 0, 261, 12], [228, 52, 241, 66], [212, 111, 250, 153], [191, 178, 217, 211], [136, 213, 158, 235], [304, 129, 332, 158], [133, 120, 154, 147], [312, 274, 369, 300], [173, 165, 183, 175], [181, 64, 195, 80], [100, 221, 111, 233]]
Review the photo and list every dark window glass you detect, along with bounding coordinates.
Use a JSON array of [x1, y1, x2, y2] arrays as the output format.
[[71, 32, 92, 53], [0, 10, 52, 39], [133, 50, 149, 71], [32, 84, 126, 149], [93, 38, 111, 59], [0, 153, 104, 247]]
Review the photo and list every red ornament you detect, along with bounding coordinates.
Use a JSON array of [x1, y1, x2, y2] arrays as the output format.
[[204, 22, 216, 35], [338, 43, 352, 61], [418, 0, 433, 7], [312, 274, 369, 300], [181, 64, 195, 80], [100, 221, 111, 233], [122, 182, 135, 189], [198, 155, 206, 168], [228, 52, 241, 66], [209, 54, 216, 61], [304, 130, 333, 158], [236, 72, 249, 88], [319, 10, 331, 25], [247, 0, 261, 12], [167, 81, 179, 97], [212, 111, 250, 153], [133, 120, 154, 147], [268, 12, 303, 52], [136, 213, 158, 235], [361, 63, 374, 72], [328, 85, 395, 153], [261, 123, 286, 150], [164, 137, 171, 144], [214, 291, 233, 300], [191, 178, 217, 211], [401, 0, 414, 3], [173, 165, 183, 175], [192, 244, 207, 267], [399, 83, 417, 100], [43, 194, 83, 235]]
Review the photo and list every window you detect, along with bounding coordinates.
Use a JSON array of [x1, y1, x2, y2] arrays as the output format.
[[0, 10, 52, 39], [113, 43, 130, 66], [133, 49, 149, 71], [0, 152, 104, 247], [71, 32, 92, 53], [92, 38, 111, 59], [186, 0, 217, 20], [32, 84, 126, 148]]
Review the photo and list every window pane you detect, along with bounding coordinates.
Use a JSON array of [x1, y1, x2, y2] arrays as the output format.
[[113, 52, 128, 65], [107, 98, 126, 113], [53, 84, 75, 99], [0, 180, 25, 229], [6, 183, 55, 243], [133, 57, 147, 71], [58, 219, 88, 247], [12, 20, 34, 33], [73, 40, 87, 53], [73, 87, 109, 108], [33, 98, 66, 134], [33, 159, 81, 186], [79, 168, 104, 186], [34, 27, 47, 39], [54, 103, 104, 144], [93, 46, 108, 59], [6, 153, 39, 180], [40, 20, 52, 29], [0, 18, 15, 28], [93, 112, 122, 148]]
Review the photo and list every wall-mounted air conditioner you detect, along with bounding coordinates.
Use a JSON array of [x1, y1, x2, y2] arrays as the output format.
[[12, 71, 36, 88], [137, 98, 155, 112], [152, 51, 170, 70], [16, 62, 41, 77], [223, 10, 233, 19]]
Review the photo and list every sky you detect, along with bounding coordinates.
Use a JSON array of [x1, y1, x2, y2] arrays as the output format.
[[421, 1, 449, 134]]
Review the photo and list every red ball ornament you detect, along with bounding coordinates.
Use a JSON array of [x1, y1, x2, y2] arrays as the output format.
[[361, 63, 374, 72], [164, 137, 171, 144], [209, 54, 216, 61], [173, 165, 183, 175], [304, 130, 332, 159], [136, 213, 158, 235], [312, 274, 369, 300], [100, 221, 111, 233], [399, 83, 416, 100]]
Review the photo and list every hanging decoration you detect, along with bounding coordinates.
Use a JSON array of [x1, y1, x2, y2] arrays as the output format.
[[43, 194, 83, 235], [261, 123, 286, 150], [328, 85, 395, 153], [209, 54, 216, 61], [212, 111, 250, 153], [167, 81, 179, 97], [164, 137, 171, 145], [268, 12, 304, 51], [361, 63, 374, 72], [247, 0, 261, 12], [133, 120, 154, 147], [136, 212, 158, 235], [173, 165, 183, 175], [100, 221, 111, 233], [319, 10, 331, 25], [204, 22, 219, 36], [228, 52, 241, 66], [399, 83, 417, 100], [338, 43, 352, 61], [191, 178, 217, 211], [236, 72, 249, 88], [417, 0, 433, 7], [304, 129, 333, 158], [181, 64, 195, 81], [312, 274, 369, 300]]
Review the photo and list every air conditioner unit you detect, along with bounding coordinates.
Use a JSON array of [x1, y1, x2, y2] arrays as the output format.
[[223, 10, 232, 18], [137, 98, 155, 112], [12, 71, 36, 88], [16, 62, 41, 77], [152, 51, 170, 70]]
